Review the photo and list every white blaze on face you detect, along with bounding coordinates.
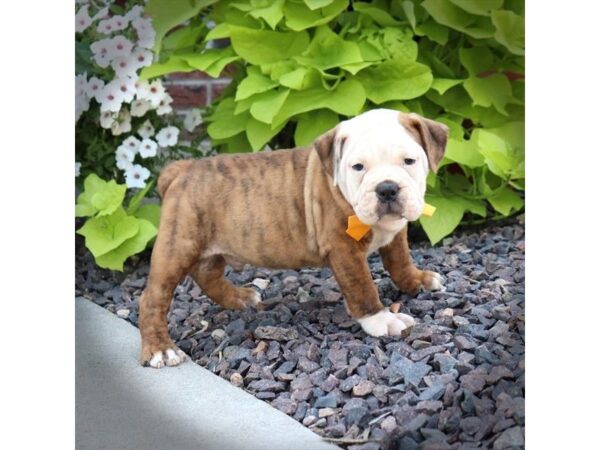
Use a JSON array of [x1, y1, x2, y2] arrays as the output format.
[[335, 109, 429, 226]]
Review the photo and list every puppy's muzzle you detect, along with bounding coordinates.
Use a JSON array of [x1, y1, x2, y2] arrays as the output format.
[[375, 180, 399, 203]]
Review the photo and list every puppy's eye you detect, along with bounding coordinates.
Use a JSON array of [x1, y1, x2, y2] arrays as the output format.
[[352, 163, 364, 171], [404, 158, 416, 166]]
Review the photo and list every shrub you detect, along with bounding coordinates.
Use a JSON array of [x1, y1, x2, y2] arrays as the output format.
[[145, 0, 525, 244], [75, 0, 211, 270]]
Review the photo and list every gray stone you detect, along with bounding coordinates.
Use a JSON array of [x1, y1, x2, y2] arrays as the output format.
[[410, 345, 446, 361], [380, 415, 397, 434], [433, 353, 457, 373], [290, 375, 313, 391], [406, 413, 429, 431], [453, 316, 469, 327], [486, 365, 514, 384], [340, 374, 362, 392], [493, 426, 524, 450], [297, 356, 320, 373], [461, 372, 486, 393], [342, 398, 370, 426], [420, 428, 449, 442], [352, 379, 374, 397], [321, 375, 339, 392], [398, 436, 419, 450], [272, 396, 297, 415], [460, 416, 482, 435], [274, 360, 296, 376], [416, 400, 443, 414], [116, 309, 130, 319], [247, 379, 285, 392], [455, 335, 477, 351], [314, 393, 338, 408], [211, 329, 226, 340], [419, 384, 446, 401], [254, 326, 298, 341], [386, 354, 431, 387], [327, 346, 349, 368]]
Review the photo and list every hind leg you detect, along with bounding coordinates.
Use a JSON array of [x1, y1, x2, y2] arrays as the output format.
[[138, 213, 202, 368], [191, 255, 261, 310]]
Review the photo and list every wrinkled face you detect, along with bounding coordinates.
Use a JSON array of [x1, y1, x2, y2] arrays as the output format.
[[334, 110, 430, 226]]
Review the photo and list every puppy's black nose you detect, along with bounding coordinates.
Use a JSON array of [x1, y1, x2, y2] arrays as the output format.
[[375, 181, 399, 203]]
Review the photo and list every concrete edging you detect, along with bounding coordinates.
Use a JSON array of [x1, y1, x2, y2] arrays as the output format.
[[76, 297, 340, 450]]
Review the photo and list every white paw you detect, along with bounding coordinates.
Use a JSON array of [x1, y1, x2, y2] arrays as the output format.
[[357, 309, 416, 337], [424, 271, 444, 291], [247, 289, 262, 307], [149, 348, 187, 368]]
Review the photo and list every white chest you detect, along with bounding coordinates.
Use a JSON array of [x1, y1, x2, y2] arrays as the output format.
[[367, 218, 408, 254]]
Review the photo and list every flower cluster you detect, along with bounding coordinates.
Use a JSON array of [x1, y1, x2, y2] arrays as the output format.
[[114, 125, 179, 188], [75, 1, 179, 189]]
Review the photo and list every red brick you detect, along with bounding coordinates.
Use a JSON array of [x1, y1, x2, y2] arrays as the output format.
[[210, 81, 232, 102], [168, 71, 213, 81], [167, 84, 208, 108]]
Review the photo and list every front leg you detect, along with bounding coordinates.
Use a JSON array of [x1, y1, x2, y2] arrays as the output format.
[[328, 249, 415, 337], [379, 226, 443, 296]]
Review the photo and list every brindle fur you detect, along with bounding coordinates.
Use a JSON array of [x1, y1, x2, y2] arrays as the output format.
[[138, 134, 435, 364]]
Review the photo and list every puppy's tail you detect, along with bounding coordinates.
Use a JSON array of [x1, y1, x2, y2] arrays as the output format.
[[156, 160, 193, 198]]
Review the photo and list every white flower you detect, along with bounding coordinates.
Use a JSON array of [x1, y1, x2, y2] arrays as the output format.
[[111, 108, 132, 136], [133, 18, 156, 49], [126, 5, 144, 21], [156, 126, 179, 147], [184, 109, 203, 132], [104, 76, 137, 107], [76, 72, 88, 90], [93, 6, 109, 21], [75, 5, 92, 33], [132, 18, 153, 34], [137, 119, 155, 139], [130, 99, 151, 117], [136, 80, 165, 107], [75, 73, 90, 121], [97, 18, 116, 34], [110, 15, 129, 31], [76, 95, 90, 122], [131, 47, 153, 69], [111, 56, 138, 78], [156, 93, 173, 115], [100, 110, 116, 129], [98, 83, 124, 112], [109, 36, 134, 58], [125, 164, 151, 188], [86, 76, 105, 101], [90, 38, 114, 68], [75, 162, 82, 177], [122, 136, 141, 154], [115, 144, 135, 170], [139, 138, 158, 158]]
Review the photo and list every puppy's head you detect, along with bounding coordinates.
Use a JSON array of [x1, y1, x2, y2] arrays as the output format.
[[314, 109, 448, 226]]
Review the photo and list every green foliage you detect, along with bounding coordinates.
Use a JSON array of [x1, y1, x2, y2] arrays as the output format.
[[145, 0, 525, 244], [76, 175, 158, 271]]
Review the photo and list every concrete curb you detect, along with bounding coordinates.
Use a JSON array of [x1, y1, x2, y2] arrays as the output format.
[[76, 298, 340, 450]]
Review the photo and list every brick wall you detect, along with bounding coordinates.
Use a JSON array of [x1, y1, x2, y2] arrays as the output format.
[[164, 68, 233, 113]]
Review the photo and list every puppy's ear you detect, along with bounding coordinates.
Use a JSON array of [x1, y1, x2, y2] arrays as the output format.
[[399, 112, 449, 173], [314, 126, 346, 184]]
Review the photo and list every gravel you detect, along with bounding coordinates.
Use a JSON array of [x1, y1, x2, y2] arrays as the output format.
[[76, 222, 525, 449]]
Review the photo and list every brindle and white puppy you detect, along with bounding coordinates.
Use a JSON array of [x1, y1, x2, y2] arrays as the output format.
[[139, 108, 448, 368]]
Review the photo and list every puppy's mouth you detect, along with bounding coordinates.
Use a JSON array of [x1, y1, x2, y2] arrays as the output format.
[[377, 201, 403, 218]]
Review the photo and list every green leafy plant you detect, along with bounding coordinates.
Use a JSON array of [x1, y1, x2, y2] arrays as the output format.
[[75, 0, 217, 270], [144, 0, 525, 244], [76, 174, 160, 271]]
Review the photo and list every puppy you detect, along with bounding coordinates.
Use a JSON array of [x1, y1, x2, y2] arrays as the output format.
[[139, 108, 448, 368]]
